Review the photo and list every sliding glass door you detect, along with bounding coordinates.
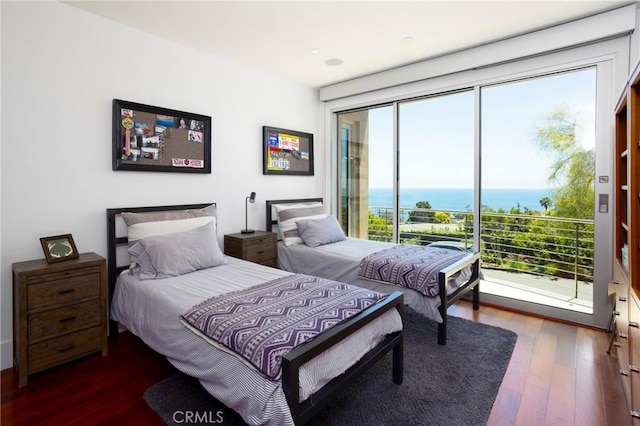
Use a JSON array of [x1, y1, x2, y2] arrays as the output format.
[[337, 68, 597, 313], [338, 105, 394, 240], [480, 68, 596, 311], [397, 91, 474, 248]]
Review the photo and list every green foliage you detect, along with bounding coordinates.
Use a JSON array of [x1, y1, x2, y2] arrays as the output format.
[[368, 211, 393, 242], [408, 200, 435, 223], [434, 212, 451, 224], [534, 107, 594, 219]]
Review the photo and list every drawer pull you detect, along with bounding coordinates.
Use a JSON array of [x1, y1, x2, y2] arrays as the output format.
[[59, 345, 76, 352], [621, 368, 630, 376], [257, 250, 266, 254], [612, 280, 620, 285], [630, 322, 639, 328], [632, 410, 640, 419], [619, 332, 628, 339], [614, 311, 620, 316], [59, 316, 76, 323], [619, 296, 627, 302], [631, 365, 640, 373], [58, 288, 75, 295]]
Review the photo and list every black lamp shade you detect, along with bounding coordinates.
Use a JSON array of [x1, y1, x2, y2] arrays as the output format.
[[242, 192, 256, 233]]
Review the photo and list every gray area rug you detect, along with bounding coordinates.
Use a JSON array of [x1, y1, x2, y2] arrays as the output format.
[[144, 308, 517, 426]]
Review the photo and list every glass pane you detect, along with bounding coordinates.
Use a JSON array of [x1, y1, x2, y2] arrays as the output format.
[[338, 106, 394, 241], [398, 91, 475, 249], [480, 68, 596, 310]]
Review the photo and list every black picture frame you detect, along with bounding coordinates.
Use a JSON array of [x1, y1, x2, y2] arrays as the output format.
[[113, 99, 211, 173], [40, 234, 79, 264], [263, 126, 314, 176]]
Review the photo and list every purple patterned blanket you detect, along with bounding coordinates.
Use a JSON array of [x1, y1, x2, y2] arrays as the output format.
[[180, 274, 386, 380], [358, 245, 467, 297]]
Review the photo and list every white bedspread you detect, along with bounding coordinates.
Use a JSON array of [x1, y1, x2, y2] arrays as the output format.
[[111, 256, 402, 426]]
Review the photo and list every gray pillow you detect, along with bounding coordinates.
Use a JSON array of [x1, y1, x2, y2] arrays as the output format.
[[274, 202, 326, 246], [296, 215, 346, 248], [128, 221, 226, 280]]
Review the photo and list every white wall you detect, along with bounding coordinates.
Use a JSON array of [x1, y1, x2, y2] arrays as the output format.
[[0, 2, 323, 370]]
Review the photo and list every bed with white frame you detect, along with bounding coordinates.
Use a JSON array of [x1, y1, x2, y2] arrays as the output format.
[[266, 198, 481, 345], [106, 202, 404, 425]]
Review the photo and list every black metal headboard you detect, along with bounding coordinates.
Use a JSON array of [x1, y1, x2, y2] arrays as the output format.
[[265, 198, 324, 234], [106, 202, 215, 335]]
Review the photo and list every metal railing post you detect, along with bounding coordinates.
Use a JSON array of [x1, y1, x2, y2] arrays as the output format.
[[574, 223, 579, 299]]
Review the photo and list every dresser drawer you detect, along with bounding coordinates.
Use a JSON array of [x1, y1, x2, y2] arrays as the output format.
[[27, 272, 100, 310], [246, 241, 275, 262], [28, 299, 101, 342], [28, 326, 102, 374]]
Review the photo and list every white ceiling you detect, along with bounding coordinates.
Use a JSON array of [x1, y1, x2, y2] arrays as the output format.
[[66, 0, 632, 88]]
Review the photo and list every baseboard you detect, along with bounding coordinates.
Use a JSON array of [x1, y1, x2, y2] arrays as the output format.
[[1, 339, 13, 371]]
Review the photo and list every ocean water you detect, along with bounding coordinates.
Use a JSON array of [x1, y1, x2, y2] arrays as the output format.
[[368, 187, 551, 212]]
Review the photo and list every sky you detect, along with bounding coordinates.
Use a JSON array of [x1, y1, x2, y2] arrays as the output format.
[[365, 67, 596, 189]]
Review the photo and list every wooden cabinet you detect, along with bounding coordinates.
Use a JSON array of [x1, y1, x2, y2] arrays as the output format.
[[224, 231, 278, 268], [612, 59, 640, 422], [12, 252, 108, 387]]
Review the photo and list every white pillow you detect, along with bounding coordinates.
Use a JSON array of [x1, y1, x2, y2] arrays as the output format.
[[128, 221, 226, 280], [127, 216, 216, 244], [122, 204, 217, 245], [274, 202, 326, 246]]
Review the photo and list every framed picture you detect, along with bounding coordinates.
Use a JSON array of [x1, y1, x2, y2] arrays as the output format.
[[40, 234, 79, 264], [263, 126, 314, 176], [113, 99, 212, 173]]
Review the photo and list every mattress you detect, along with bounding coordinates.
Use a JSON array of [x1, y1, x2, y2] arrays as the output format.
[[110, 256, 402, 425], [278, 238, 473, 323]]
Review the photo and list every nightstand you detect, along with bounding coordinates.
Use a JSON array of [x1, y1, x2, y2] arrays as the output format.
[[224, 231, 278, 268], [12, 252, 108, 387]]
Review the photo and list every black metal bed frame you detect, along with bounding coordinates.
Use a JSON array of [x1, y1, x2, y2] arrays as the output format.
[[266, 197, 481, 345], [106, 202, 404, 425]]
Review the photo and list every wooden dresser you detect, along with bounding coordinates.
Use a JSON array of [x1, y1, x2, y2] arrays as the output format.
[[224, 231, 278, 268], [12, 252, 108, 387]]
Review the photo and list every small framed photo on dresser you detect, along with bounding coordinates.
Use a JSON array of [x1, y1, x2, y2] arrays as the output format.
[[40, 234, 79, 263]]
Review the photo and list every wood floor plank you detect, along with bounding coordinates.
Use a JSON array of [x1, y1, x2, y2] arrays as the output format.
[[487, 386, 520, 426], [515, 382, 549, 425], [575, 352, 606, 426], [500, 333, 534, 394], [526, 331, 557, 390], [544, 364, 576, 425]]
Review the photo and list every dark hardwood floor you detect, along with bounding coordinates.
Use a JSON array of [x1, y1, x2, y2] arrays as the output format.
[[1, 300, 632, 425]]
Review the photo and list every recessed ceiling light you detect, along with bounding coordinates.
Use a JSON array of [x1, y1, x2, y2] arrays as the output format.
[[311, 48, 320, 54], [325, 58, 343, 66]]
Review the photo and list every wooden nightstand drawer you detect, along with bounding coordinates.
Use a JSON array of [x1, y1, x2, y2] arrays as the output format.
[[27, 271, 100, 310], [246, 241, 275, 262], [28, 326, 102, 374], [28, 299, 101, 342]]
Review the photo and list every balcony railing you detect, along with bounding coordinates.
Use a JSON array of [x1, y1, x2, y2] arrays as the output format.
[[367, 206, 594, 303]]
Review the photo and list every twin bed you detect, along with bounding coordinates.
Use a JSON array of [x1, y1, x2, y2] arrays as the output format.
[[106, 203, 404, 425], [266, 198, 481, 346]]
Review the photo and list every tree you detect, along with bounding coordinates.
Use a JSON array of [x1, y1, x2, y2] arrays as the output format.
[[408, 200, 435, 223], [539, 196, 552, 215], [534, 107, 594, 220]]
